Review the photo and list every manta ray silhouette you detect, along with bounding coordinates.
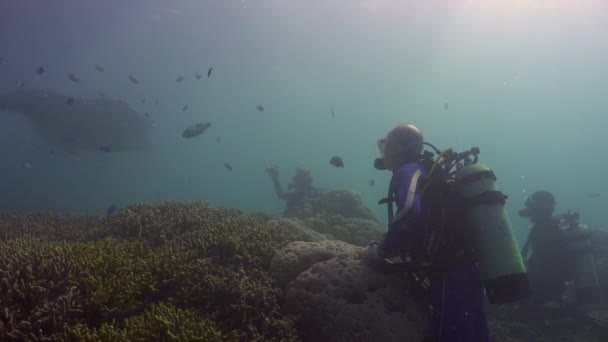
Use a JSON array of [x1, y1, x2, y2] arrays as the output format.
[[0, 88, 153, 154]]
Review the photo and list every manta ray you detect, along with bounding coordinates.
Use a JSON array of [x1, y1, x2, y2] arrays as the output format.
[[0, 88, 152, 154]]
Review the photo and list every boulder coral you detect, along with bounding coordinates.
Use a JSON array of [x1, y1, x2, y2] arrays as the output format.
[[270, 240, 363, 289], [282, 253, 426, 341]]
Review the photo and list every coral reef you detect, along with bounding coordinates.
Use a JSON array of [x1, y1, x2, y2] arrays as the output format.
[[267, 218, 327, 243], [489, 303, 608, 341], [294, 215, 383, 247], [0, 211, 100, 241], [292, 189, 378, 222], [2, 200, 607, 341], [0, 202, 300, 341], [274, 241, 426, 342], [270, 240, 363, 289]]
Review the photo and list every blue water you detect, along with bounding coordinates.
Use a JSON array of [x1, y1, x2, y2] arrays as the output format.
[[1, 0, 607, 245]]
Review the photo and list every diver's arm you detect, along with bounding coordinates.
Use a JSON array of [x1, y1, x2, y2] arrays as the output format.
[[271, 176, 289, 200], [379, 164, 423, 255]]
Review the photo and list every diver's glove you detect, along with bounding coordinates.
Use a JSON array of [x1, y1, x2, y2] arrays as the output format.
[[265, 166, 279, 179], [365, 241, 384, 265]]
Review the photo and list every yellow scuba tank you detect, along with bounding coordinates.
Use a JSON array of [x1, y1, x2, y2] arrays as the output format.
[[559, 213, 601, 304], [455, 163, 530, 304]]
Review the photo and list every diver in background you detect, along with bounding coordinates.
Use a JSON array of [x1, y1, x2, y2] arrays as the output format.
[[520, 191, 601, 310], [265, 166, 320, 217], [519, 191, 575, 307]]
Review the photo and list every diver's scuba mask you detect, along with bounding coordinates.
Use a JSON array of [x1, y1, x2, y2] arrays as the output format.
[[374, 137, 388, 170], [377, 137, 386, 154], [374, 139, 430, 171]]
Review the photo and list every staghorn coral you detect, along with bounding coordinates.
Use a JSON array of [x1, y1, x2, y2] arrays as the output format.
[[0, 211, 100, 241], [0, 237, 84, 340], [92, 201, 274, 247], [0, 202, 301, 341], [67, 303, 226, 341]]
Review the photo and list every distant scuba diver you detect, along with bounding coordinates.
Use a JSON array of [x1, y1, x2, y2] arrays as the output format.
[[519, 191, 601, 310], [265, 166, 320, 217], [365, 123, 530, 342]]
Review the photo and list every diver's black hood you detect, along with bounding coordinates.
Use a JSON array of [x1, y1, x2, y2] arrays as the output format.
[[374, 158, 386, 170]]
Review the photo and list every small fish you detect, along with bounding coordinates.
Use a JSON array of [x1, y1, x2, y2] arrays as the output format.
[[182, 122, 212, 138], [128, 74, 139, 84], [155, 100, 159, 105], [588, 193, 601, 198], [16, 80, 25, 88], [98, 145, 112, 153], [444, 102, 449, 110], [329, 156, 344, 168], [49, 148, 56, 156], [187, 178, 193, 184], [256, 105, 265, 112], [176, 76, 184, 82], [207, 67, 213, 77], [22, 161, 32, 169], [331, 108, 335, 118], [66, 97, 75, 105], [106, 203, 118, 215], [182, 105, 189, 112], [369, 179, 375, 186], [35, 66, 45, 75], [95, 64, 104, 72], [195, 72, 202, 80], [140, 98, 146, 104], [224, 162, 233, 171], [143, 112, 150, 118], [216, 136, 221, 143], [67, 73, 81, 83]]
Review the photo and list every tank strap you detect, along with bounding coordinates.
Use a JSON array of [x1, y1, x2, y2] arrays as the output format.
[[458, 170, 497, 186], [378, 176, 399, 224], [464, 190, 507, 207]]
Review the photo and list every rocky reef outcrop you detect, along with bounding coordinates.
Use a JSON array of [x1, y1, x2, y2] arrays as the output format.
[[271, 240, 426, 342]]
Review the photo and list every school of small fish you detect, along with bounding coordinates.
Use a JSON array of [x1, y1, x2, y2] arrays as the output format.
[[2, 55, 386, 191]]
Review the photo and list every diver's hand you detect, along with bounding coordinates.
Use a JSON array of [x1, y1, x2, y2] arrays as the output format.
[[265, 166, 279, 179], [365, 241, 383, 265]]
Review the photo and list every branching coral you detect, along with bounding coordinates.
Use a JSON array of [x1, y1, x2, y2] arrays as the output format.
[[0, 202, 300, 341]]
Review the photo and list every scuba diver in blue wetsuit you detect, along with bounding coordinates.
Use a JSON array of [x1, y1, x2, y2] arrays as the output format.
[[266, 166, 320, 217], [366, 123, 530, 342]]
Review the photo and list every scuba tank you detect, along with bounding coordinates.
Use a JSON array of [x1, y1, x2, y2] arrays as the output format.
[[455, 162, 530, 304], [556, 211, 601, 304]]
